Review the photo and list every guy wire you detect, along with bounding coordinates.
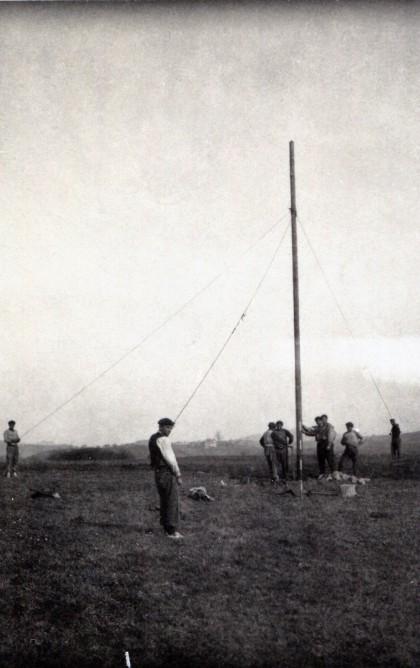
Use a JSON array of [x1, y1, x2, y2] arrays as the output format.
[[297, 215, 392, 418], [20, 214, 289, 439], [175, 223, 290, 422]]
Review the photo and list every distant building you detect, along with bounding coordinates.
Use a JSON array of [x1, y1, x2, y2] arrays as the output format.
[[203, 438, 217, 449]]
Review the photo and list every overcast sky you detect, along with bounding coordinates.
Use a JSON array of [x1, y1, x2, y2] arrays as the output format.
[[1, 1, 419, 445]]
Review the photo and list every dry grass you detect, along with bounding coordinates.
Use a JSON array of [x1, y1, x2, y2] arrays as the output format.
[[0, 452, 418, 667]]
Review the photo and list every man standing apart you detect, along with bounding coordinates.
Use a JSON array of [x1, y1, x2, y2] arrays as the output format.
[[271, 421, 294, 481], [338, 422, 363, 477], [389, 419, 402, 459], [4, 420, 20, 478], [259, 422, 278, 482], [149, 418, 183, 539]]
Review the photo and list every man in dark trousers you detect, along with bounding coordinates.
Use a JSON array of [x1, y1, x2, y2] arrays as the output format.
[[149, 418, 183, 539], [338, 422, 364, 476], [319, 414, 336, 475], [389, 419, 402, 459], [259, 422, 279, 482], [271, 420, 294, 481], [302, 416, 323, 475], [4, 420, 20, 478], [302, 414, 336, 478]]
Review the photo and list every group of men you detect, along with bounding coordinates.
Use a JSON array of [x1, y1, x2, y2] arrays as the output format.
[[301, 414, 362, 478], [259, 420, 294, 482], [3, 415, 403, 542], [300, 415, 401, 478], [258, 415, 357, 482]]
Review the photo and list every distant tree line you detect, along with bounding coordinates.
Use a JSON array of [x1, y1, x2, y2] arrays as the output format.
[[48, 446, 134, 461]]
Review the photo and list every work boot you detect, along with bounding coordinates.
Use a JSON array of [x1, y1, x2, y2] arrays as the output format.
[[6, 472, 11, 478], [12, 472, 17, 478]]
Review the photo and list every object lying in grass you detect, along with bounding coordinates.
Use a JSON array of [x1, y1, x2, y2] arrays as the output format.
[[318, 472, 371, 484], [305, 489, 339, 497], [30, 488, 60, 499], [187, 486, 214, 501], [339, 483, 357, 498], [276, 488, 297, 497]]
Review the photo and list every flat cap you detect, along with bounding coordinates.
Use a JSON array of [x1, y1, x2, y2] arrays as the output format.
[[158, 417, 175, 427]]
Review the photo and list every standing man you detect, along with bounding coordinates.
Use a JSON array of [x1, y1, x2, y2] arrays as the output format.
[[271, 420, 294, 481], [4, 420, 20, 478], [149, 418, 183, 539], [389, 419, 402, 459], [338, 422, 364, 477], [302, 416, 322, 440], [259, 422, 279, 482], [320, 414, 337, 475], [302, 416, 324, 478], [302, 414, 336, 478]]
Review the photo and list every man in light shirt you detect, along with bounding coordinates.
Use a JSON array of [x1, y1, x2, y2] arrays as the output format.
[[149, 418, 183, 539], [303, 414, 336, 478], [4, 420, 20, 478], [338, 422, 364, 476], [302, 416, 325, 477]]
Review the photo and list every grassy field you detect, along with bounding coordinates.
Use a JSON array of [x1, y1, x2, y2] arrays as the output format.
[[0, 451, 418, 667]]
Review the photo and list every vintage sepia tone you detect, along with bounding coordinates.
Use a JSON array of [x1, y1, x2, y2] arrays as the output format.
[[0, 1, 418, 666]]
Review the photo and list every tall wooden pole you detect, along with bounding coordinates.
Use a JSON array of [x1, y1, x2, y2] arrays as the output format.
[[289, 141, 304, 485]]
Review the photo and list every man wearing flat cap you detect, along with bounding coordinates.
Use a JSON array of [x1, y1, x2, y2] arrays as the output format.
[[4, 420, 20, 478], [259, 422, 279, 482], [149, 418, 183, 539]]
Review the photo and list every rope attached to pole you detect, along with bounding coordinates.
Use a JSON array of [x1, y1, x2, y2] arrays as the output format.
[[175, 223, 290, 422], [297, 215, 393, 418], [20, 214, 289, 439]]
